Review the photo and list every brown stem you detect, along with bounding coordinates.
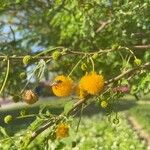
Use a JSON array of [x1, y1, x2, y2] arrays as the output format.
[[105, 62, 150, 84], [133, 45, 150, 49], [0, 56, 52, 60]]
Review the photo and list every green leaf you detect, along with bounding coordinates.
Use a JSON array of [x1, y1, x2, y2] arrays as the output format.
[[63, 101, 74, 115], [0, 126, 9, 138]]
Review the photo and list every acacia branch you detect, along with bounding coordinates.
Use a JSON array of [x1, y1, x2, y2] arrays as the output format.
[[26, 61, 150, 146], [133, 45, 150, 49], [0, 46, 150, 61], [0, 56, 52, 60], [27, 121, 54, 146], [106, 62, 150, 84]]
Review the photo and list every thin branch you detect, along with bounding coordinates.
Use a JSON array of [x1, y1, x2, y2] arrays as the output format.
[[0, 59, 10, 94], [67, 98, 86, 116], [96, 20, 111, 33], [0, 45, 149, 61], [76, 104, 83, 132], [68, 55, 86, 77], [9, 26, 16, 43], [26, 117, 57, 146], [105, 62, 150, 84], [0, 56, 52, 60], [133, 45, 150, 49]]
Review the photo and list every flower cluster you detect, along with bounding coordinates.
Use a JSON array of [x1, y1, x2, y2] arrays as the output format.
[[56, 123, 69, 139], [79, 72, 104, 95], [51, 72, 105, 99], [52, 75, 73, 97]]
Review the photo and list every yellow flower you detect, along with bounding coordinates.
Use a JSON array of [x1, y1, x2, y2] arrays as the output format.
[[101, 100, 108, 108], [76, 86, 88, 99], [79, 72, 104, 95], [56, 123, 69, 139], [52, 75, 73, 97]]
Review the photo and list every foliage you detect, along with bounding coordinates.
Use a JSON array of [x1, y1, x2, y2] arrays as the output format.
[[0, 114, 146, 150], [0, 0, 150, 149], [130, 104, 150, 133]]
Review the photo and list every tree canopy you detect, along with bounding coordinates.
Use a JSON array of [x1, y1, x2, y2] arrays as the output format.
[[0, 0, 150, 97], [0, 0, 150, 148]]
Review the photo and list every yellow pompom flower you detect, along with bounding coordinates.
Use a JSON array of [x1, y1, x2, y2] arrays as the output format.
[[101, 100, 108, 108], [52, 75, 73, 97], [56, 123, 69, 139], [79, 72, 104, 95]]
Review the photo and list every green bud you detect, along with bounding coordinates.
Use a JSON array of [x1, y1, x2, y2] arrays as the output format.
[[52, 51, 61, 61], [111, 44, 119, 50], [134, 58, 141, 66], [92, 53, 99, 59], [101, 100, 108, 108], [19, 72, 27, 79], [4, 115, 13, 124], [81, 63, 87, 71], [23, 55, 33, 65], [20, 109, 28, 116], [12, 95, 20, 103]]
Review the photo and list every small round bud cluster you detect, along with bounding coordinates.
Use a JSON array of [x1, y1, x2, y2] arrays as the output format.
[[111, 44, 119, 50], [52, 51, 62, 61], [4, 115, 13, 124], [19, 72, 27, 79], [81, 63, 87, 71], [134, 58, 141, 66], [92, 53, 99, 59], [22, 90, 38, 104], [20, 109, 28, 116], [23, 55, 33, 65], [101, 100, 108, 108]]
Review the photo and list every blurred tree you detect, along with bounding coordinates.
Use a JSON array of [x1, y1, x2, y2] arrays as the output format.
[[0, 0, 150, 97]]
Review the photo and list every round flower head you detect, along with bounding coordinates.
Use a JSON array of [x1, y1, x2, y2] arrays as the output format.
[[56, 123, 69, 139], [79, 72, 104, 95], [22, 90, 38, 104], [101, 100, 108, 108], [52, 75, 73, 97]]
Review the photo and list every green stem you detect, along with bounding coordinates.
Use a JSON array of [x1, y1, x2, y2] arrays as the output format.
[[0, 59, 10, 94], [68, 55, 86, 77], [90, 57, 95, 71], [76, 104, 83, 132], [33, 46, 64, 59], [16, 114, 37, 119]]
